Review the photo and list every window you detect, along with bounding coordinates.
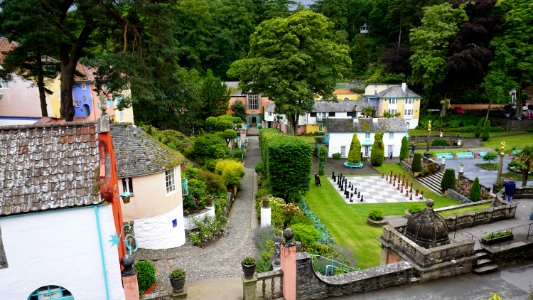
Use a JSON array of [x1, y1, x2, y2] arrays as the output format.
[[389, 132, 394, 139], [310, 112, 317, 117], [29, 285, 73, 300], [0, 79, 8, 89], [81, 82, 87, 90], [388, 98, 396, 104], [122, 178, 133, 195], [0, 225, 7, 269], [343, 97, 350, 101], [388, 109, 397, 115], [247, 94, 260, 110], [317, 112, 326, 121], [347, 111, 354, 117], [328, 112, 336, 117], [405, 109, 413, 116], [365, 132, 370, 138], [406, 98, 413, 104], [340, 146, 346, 157], [318, 124, 323, 132], [165, 169, 176, 193], [364, 146, 369, 157]]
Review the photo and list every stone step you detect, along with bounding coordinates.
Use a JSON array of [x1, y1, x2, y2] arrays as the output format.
[[474, 251, 488, 259], [473, 264, 499, 275], [476, 258, 493, 267]]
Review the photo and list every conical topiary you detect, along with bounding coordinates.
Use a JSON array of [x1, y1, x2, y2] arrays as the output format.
[[470, 177, 481, 201], [400, 136, 409, 161], [347, 134, 361, 163], [441, 168, 456, 191], [370, 132, 384, 166]]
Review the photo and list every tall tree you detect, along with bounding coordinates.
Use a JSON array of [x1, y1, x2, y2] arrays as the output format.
[[198, 70, 231, 121], [482, 0, 533, 116], [0, 0, 60, 117], [227, 10, 351, 134]]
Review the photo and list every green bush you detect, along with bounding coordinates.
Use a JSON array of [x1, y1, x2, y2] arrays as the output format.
[[470, 177, 481, 202], [400, 136, 409, 161], [318, 166, 325, 176], [332, 153, 341, 159], [198, 169, 227, 194], [474, 119, 483, 138], [481, 120, 491, 141], [205, 114, 243, 131], [255, 162, 265, 174], [441, 168, 456, 191], [483, 229, 512, 240], [318, 145, 328, 172], [215, 159, 244, 189], [347, 134, 361, 163], [135, 260, 157, 294], [483, 152, 498, 163], [431, 139, 450, 147], [299, 198, 334, 244], [412, 153, 422, 172], [183, 179, 207, 214], [368, 209, 384, 221], [370, 132, 384, 166], [188, 213, 228, 247], [291, 223, 321, 250], [170, 268, 185, 279], [254, 226, 276, 272], [408, 205, 424, 214], [190, 134, 230, 164]]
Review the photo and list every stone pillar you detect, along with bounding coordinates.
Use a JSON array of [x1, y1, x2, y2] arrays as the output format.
[[281, 229, 297, 300], [121, 254, 139, 300], [261, 198, 271, 227], [242, 275, 257, 300]]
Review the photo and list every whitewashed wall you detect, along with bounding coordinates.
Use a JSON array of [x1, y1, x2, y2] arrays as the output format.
[[134, 203, 186, 249], [184, 205, 216, 231], [0, 205, 125, 300], [328, 132, 407, 158]]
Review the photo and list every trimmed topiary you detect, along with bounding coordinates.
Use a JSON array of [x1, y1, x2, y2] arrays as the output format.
[[368, 209, 384, 221], [470, 177, 481, 201], [441, 168, 456, 191], [400, 136, 409, 161], [412, 153, 422, 172], [370, 132, 384, 166], [135, 260, 157, 295], [348, 134, 361, 163], [474, 119, 483, 138]]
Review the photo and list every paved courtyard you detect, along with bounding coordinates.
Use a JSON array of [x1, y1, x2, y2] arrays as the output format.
[[328, 175, 426, 204]]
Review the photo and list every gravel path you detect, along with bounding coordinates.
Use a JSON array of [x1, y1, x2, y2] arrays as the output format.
[[140, 137, 260, 293]]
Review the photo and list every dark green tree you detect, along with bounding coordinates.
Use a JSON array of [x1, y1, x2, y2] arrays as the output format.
[[516, 145, 533, 187], [475, 118, 484, 138], [470, 177, 481, 202], [370, 132, 384, 166], [228, 10, 351, 134], [318, 145, 328, 175], [198, 70, 231, 121], [400, 136, 409, 161], [412, 153, 422, 172], [441, 168, 456, 191], [347, 134, 362, 163], [230, 100, 247, 121], [481, 120, 491, 141]]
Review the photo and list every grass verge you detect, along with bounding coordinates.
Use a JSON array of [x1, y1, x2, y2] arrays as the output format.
[[438, 202, 492, 217]]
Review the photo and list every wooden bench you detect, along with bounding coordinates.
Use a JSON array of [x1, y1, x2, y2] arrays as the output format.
[[456, 152, 474, 159], [343, 161, 364, 169], [435, 153, 453, 159]]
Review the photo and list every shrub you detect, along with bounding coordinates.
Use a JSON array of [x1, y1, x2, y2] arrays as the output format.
[[318, 145, 328, 174], [318, 166, 325, 175], [215, 159, 244, 190], [400, 136, 409, 161], [135, 260, 157, 294], [470, 177, 481, 201], [299, 198, 334, 244], [233, 148, 245, 161], [431, 139, 450, 147], [170, 268, 185, 279], [242, 256, 256, 265], [183, 179, 207, 214], [412, 153, 422, 172], [255, 162, 265, 174], [483, 152, 497, 163], [205, 114, 243, 131], [332, 153, 341, 159], [368, 209, 384, 221], [441, 168, 456, 191], [190, 134, 230, 163], [481, 120, 491, 141], [408, 205, 424, 214], [188, 213, 228, 247], [483, 229, 512, 240], [254, 226, 276, 272], [474, 119, 483, 138], [370, 132, 384, 166], [198, 169, 227, 194], [347, 134, 361, 163], [291, 223, 321, 250]]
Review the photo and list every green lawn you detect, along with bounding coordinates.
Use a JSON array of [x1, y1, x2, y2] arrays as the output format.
[[296, 136, 317, 143], [481, 132, 533, 149], [437, 202, 491, 217], [305, 163, 458, 269]]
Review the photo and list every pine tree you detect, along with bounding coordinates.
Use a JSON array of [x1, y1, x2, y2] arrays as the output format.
[[412, 153, 422, 172]]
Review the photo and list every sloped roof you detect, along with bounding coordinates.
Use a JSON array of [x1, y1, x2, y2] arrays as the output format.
[[0, 38, 16, 63], [226, 81, 243, 96], [312, 101, 357, 112], [0, 122, 101, 216], [111, 125, 184, 178], [74, 63, 97, 82], [326, 118, 408, 133], [376, 86, 421, 98]]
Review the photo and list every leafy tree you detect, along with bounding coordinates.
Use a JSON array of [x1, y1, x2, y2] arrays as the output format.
[[483, 0, 533, 117], [400, 136, 409, 161], [216, 129, 238, 144], [362, 105, 375, 118], [189, 134, 231, 164], [228, 10, 351, 135], [347, 134, 361, 163], [516, 145, 533, 187], [206, 115, 243, 132], [481, 120, 491, 141], [441, 168, 456, 191], [470, 177, 481, 201], [230, 100, 247, 121], [370, 132, 384, 166], [215, 159, 245, 191], [412, 153, 422, 172], [483, 152, 497, 163], [410, 3, 468, 105], [198, 70, 231, 121], [475, 118, 484, 138]]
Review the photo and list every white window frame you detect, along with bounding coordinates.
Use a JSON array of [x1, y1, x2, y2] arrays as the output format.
[[247, 94, 260, 110], [0, 79, 8, 89], [365, 132, 370, 138], [81, 82, 87, 90], [165, 169, 176, 193], [389, 132, 394, 139], [340, 146, 346, 157], [122, 177, 134, 195]]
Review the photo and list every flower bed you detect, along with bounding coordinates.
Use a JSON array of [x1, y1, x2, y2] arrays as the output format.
[[480, 230, 513, 245]]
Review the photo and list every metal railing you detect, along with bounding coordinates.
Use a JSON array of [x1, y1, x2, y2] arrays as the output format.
[[309, 254, 359, 276], [485, 223, 533, 251], [256, 269, 283, 300]]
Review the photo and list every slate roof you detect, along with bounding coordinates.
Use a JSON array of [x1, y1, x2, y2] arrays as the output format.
[[0, 38, 16, 63], [326, 118, 408, 133], [0, 122, 101, 216], [110, 125, 184, 178], [376, 86, 421, 98], [312, 99, 372, 112]]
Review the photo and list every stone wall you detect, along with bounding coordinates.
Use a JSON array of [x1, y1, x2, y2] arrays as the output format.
[[296, 252, 413, 300], [446, 189, 472, 203], [488, 243, 533, 266], [491, 119, 533, 131], [515, 187, 533, 199], [409, 135, 463, 146], [443, 203, 517, 231]]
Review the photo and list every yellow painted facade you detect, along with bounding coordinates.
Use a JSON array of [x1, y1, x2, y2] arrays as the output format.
[[306, 124, 321, 133], [48, 77, 61, 118]]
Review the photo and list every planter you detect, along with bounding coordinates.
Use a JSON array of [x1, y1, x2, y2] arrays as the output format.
[[481, 234, 514, 245], [170, 276, 186, 292], [143, 282, 156, 295], [367, 217, 388, 227], [241, 263, 256, 279]]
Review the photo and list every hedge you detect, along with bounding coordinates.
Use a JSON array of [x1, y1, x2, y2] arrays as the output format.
[[470, 177, 481, 202], [441, 168, 456, 191], [370, 132, 384, 166], [319, 145, 327, 175], [412, 153, 422, 172], [347, 134, 361, 163], [400, 136, 409, 161]]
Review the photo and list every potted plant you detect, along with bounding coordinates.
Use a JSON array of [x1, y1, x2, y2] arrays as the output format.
[[135, 260, 157, 295], [241, 256, 256, 279], [367, 209, 387, 226], [481, 230, 514, 245], [169, 268, 186, 292]]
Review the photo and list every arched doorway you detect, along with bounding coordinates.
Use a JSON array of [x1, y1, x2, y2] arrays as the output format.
[[246, 114, 261, 128], [28, 285, 74, 300]]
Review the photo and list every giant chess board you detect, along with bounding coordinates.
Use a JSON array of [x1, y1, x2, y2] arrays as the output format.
[[328, 175, 426, 204]]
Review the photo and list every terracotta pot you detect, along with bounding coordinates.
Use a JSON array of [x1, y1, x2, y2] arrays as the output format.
[[144, 282, 156, 295]]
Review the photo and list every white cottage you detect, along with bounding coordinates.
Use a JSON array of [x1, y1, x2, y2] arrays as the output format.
[[326, 118, 408, 159], [0, 121, 125, 300], [111, 125, 186, 249]]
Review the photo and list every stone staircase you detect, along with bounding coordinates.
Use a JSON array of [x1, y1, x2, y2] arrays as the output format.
[[472, 250, 499, 275], [415, 170, 444, 195]]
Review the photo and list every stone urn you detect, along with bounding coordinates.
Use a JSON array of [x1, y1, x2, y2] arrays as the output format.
[[169, 268, 186, 292], [241, 257, 256, 279]]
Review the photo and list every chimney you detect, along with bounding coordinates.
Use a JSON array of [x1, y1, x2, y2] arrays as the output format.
[[401, 83, 407, 93]]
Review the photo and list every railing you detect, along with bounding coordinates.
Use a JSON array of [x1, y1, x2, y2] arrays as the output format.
[[310, 254, 359, 276], [256, 269, 283, 300], [485, 223, 533, 251]]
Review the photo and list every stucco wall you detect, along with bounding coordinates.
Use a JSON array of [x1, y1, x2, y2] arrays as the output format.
[[0, 205, 124, 300], [134, 203, 186, 249], [0, 74, 53, 120], [121, 166, 182, 221]]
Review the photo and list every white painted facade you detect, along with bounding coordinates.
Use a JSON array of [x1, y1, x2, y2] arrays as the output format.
[[184, 205, 215, 231], [134, 203, 186, 249], [328, 131, 407, 158], [0, 205, 125, 300]]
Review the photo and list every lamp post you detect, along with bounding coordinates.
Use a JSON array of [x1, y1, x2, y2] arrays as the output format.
[[424, 120, 432, 158], [497, 141, 506, 181]]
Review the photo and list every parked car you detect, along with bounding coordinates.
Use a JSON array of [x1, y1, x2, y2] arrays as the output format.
[[452, 106, 465, 114]]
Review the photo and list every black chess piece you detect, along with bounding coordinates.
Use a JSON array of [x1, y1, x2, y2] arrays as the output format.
[[357, 191, 360, 198], [360, 195, 364, 202], [354, 188, 357, 193]]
